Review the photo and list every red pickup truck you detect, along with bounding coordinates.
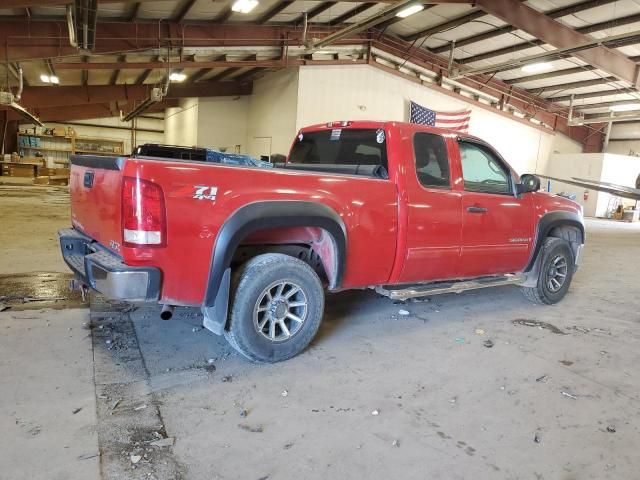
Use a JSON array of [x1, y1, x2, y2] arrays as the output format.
[[59, 121, 584, 362]]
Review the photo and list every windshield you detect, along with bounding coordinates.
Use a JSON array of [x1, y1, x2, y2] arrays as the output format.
[[289, 128, 388, 170]]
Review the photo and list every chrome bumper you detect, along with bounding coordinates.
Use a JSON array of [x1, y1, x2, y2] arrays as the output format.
[[58, 228, 161, 302]]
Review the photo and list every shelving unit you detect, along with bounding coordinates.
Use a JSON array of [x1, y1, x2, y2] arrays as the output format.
[[3, 129, 126, 185]]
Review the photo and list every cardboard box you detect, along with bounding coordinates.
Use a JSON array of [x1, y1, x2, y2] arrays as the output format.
[[9, 164, 37, 177], [54, 167, 70, 176]]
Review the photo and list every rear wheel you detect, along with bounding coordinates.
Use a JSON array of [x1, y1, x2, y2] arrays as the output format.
[[521, 237, 575, 305], [224, 253, 324, 363]]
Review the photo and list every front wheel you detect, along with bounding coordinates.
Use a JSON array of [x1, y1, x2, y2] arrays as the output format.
[[521, 237, 575, 305], [225, 253, 325, 363]]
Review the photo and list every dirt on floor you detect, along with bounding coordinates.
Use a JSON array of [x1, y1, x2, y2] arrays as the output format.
[[1, 183, 640, 480]]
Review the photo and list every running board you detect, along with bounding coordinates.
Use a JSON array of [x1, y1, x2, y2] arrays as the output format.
[[375, 274, 526, 301]]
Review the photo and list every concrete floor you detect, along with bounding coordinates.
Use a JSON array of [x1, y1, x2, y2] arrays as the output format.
[[1, 183, 640, 480]]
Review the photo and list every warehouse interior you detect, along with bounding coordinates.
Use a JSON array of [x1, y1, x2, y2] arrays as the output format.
[[1, 0, 640, 478]]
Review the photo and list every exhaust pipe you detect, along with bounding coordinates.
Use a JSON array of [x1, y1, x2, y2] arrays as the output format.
[[160, 305, 174, 321]]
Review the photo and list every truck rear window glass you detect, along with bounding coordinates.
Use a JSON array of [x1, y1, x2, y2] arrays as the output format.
[[413, 132, 450, 189], [289, 129, 388, 170]]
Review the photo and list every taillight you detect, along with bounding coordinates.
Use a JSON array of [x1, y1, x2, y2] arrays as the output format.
[[121, 176, 166, 247]]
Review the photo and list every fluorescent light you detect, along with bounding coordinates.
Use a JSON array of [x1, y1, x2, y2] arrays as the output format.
[[231, 0, 258, 14], [610, 103, 640, 112], [40, 74, 50, 83], [396, 3, 425, 18], [521, 62, 552, 73], [169, 72, 187, 82]]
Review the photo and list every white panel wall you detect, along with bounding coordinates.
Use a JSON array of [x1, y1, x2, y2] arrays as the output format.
[[296, 64, 562, 175], [596, 153, 640, 216], [196, 96, 249, 152], [544, 153, 604, 217], [246, 68, 299, 158], [605, 122, 640, 157], [164, 98, 198, 147]]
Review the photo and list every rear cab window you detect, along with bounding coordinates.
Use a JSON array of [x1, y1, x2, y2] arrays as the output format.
[[413, 132, 450, 189], [288, 128, 389, 179]]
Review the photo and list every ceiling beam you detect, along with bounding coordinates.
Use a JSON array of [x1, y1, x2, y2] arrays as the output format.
[[528, 76, 617, 94], [215, 5, 233, 23], [55, 59, 289, 69], [109, 54, 126, 85], [505, 66, 597, 85], [548, 88, 639, 103], [574, 99, 640, 110], [17, 82, 253, 109], [472, 0, 640, 88], [189, 54, 227, 82], [292, 2, 336, 24], [328, 2, 376, 25], [459, 11, 640, 64], [128, 2, 141, 21], [402, 10, 486, 42], [174, 0, 198, 22], [258, 1, 294, 24], [432, 0, 619, 54], [234, 67, 264, 82]]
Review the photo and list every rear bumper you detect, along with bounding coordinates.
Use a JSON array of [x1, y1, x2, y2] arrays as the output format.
[[58, 228, 161, 302]]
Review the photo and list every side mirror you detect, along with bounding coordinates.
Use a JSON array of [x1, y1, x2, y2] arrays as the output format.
[[517, 174, 541, 194]]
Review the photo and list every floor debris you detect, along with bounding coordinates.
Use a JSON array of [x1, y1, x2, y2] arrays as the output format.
[[561, 391, 578, 400], [607, 426, 616, 433], [475, 329, 485, 335], [392, 440, 400, 447], [72, 407, 82, 414], [222, 376, 233, 383], [371, 409, 380, 416], [512, 319, 565, 335], [483, 339, 494, 348], [281, 389, 288, 397], [238, 424, 264, 433], [149, 437, 175, 447], [130, 454, 142, 464], [398, 309, 410, 316], [534, 432, 541, 444], [559, 360, 574, 366], [536, 375, 548, 383]]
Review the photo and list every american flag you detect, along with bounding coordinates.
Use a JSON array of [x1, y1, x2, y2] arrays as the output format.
[[409, 101, 471, 133]]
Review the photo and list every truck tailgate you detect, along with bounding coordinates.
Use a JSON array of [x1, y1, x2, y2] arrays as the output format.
[[69, 156, 124, 252]]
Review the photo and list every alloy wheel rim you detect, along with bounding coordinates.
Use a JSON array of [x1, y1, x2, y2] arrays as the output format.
[[546, 254, 568, 293], [253, 281, 308, 342]]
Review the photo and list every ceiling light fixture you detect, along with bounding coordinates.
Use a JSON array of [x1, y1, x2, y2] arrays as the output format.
[[231, 0, 259, 14], [610, 103, 640, 112], [521, 62, 552, 73], [169, 72, 187, 82], [40, 74, 59, 84], [396, 3, 424, 18]]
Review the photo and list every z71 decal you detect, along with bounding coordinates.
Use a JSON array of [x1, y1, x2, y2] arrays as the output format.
[[193, 186, 218, 201]]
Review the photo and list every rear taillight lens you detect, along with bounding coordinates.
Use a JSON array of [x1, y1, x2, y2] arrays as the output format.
[[121, 176, 166, 247]]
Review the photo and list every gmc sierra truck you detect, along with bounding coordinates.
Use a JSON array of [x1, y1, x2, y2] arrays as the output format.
[[59, 121, 584, 362]]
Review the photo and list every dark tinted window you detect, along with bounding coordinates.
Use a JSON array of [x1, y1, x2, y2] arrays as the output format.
[[289, 128, 387, 169], [413, 132, 450, 188], [459, 141, 511, 195]]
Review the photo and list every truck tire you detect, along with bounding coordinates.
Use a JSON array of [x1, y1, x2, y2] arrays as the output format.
[[224, 253, 324, 363], [521, 237, 575, 305]]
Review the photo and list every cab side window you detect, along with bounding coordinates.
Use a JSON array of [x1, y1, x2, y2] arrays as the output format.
[[413, 132, 450, 189], [459, 141, 511, 195]]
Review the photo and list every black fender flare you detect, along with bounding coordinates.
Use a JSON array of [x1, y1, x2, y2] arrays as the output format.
[[201, 201, 347, 335], [525, 211, 585, 272]]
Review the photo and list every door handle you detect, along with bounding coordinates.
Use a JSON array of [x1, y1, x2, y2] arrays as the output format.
[[467, 206, 488, 213]]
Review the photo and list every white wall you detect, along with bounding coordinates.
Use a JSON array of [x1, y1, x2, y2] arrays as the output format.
[[246, 68, 299, 158], [295, 64, 564, 175], [544, 153, 604, 217], [165, 98, 198, 147], [596, 153, 640, 216], [196, 96, 249, 153]]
